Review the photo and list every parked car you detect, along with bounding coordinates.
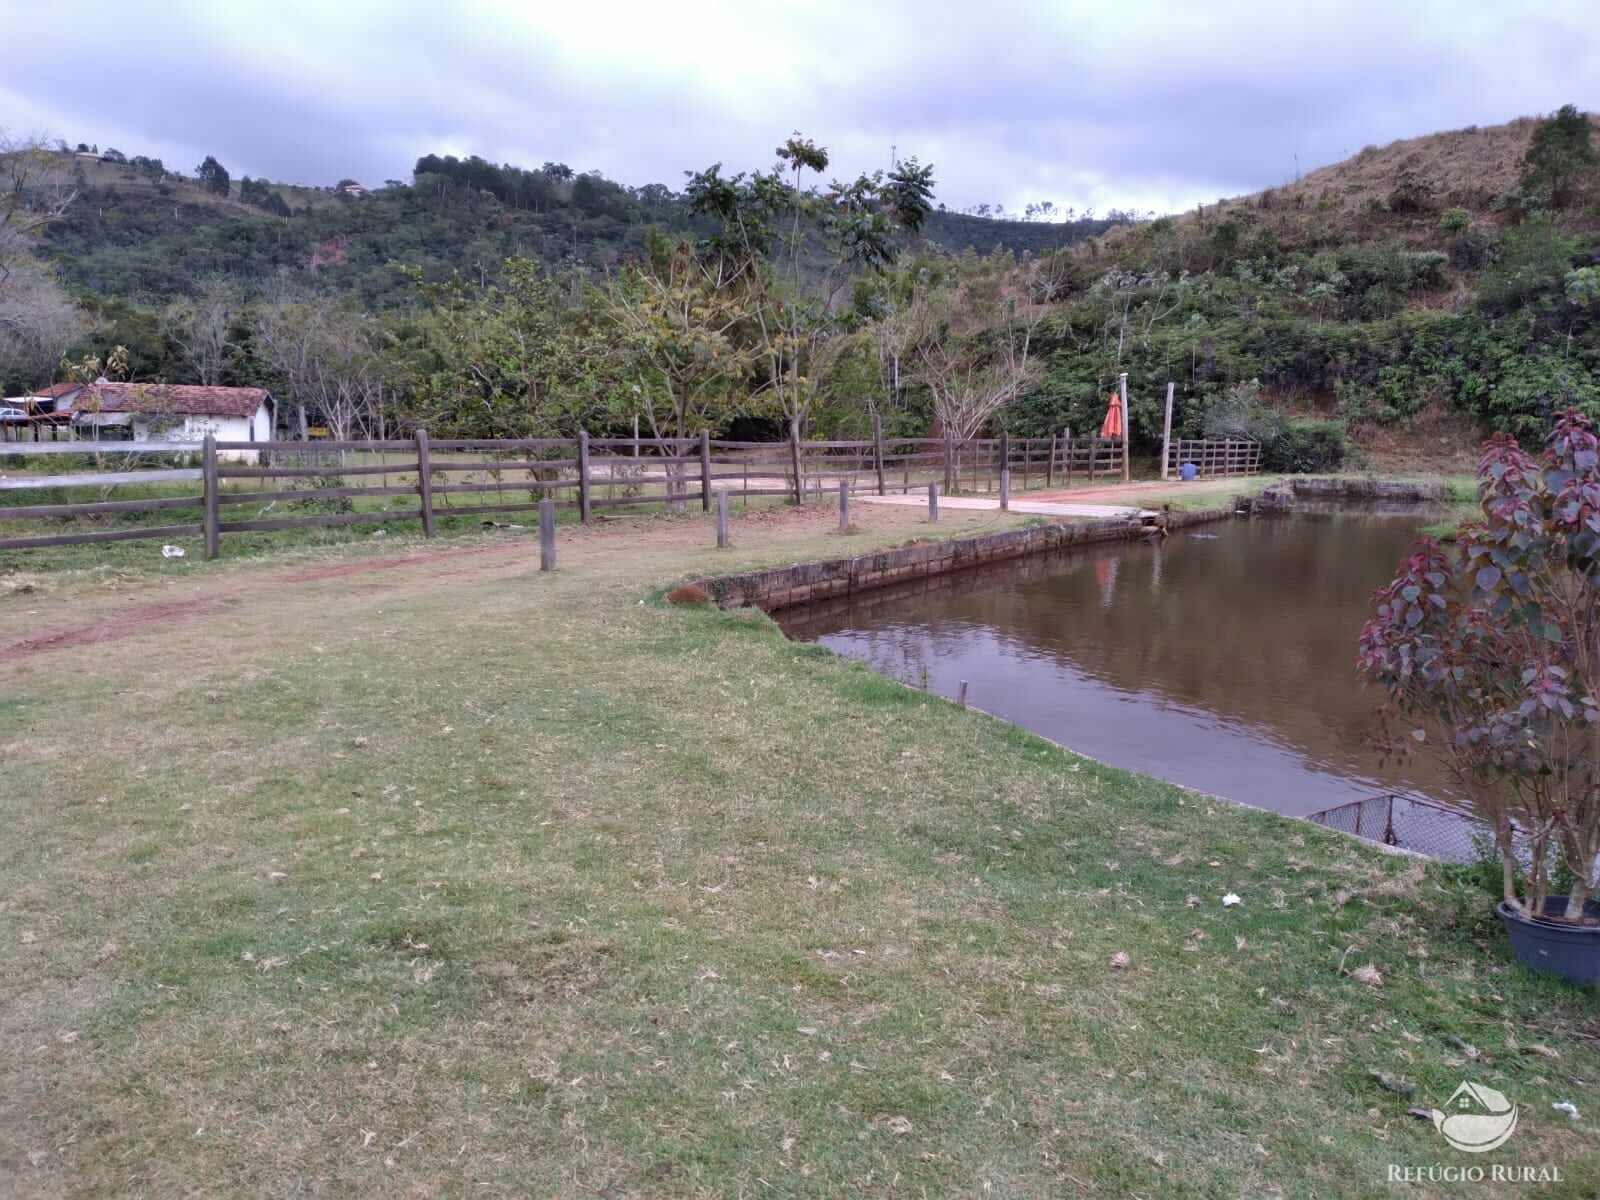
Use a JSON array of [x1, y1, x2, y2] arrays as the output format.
[[0, 406, 30, 421]]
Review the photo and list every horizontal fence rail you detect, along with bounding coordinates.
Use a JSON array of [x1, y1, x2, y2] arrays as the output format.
[[2, 427, 1130, 556]]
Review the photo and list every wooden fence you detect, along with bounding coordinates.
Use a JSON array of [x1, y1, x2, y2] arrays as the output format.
[[1166, 438, 1261, 479], [0, 428, 1127, 556]]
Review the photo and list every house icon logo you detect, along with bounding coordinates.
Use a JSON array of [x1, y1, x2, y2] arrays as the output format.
[[1432, 1081, 1519, 1153]]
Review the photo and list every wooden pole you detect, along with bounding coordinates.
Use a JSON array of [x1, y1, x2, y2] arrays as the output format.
[[1118, 372, 1131, 483], [576, 429, 592, 524], [1089, 433, 1098, 484], [927, 482, 939, 522], [414, 427, 436, 538], [1160, 381, 1175, 481], [1064, 428, 1074, 488], [789, 422, 804, 506], [999, 468, 1011, 511], [943, 432, 954, 494], [202, 434, 219, 559], [716, 490, 730, 547], [838, 479, 851, 530], [539, 498, 556, 570], [872, 410, 886, 496], [957, 680, 968, 708], [699, 429, 712, 513], [1046, 433, 1056, 488]]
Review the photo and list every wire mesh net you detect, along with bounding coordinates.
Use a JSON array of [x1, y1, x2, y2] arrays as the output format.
[[1308, 793, 1486, 863]]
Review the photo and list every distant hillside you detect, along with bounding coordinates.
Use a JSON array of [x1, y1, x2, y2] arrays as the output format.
[[37, 154, 1114, 309], [1004, 110, 1600, 457]]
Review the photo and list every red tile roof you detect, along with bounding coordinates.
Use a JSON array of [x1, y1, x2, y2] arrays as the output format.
[[34, 382, 83, 399], [69, 382, 271, 419]]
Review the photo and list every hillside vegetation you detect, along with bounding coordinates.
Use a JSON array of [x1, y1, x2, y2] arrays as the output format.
[[5, 110, 1599, 467], [1008, 111, 1600, 456]]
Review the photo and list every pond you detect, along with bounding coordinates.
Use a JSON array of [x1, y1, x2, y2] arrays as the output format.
[[779, 510, 1456, 821]]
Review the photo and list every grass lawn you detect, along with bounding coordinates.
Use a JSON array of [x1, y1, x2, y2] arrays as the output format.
[[2, 499, 1596, 1197]]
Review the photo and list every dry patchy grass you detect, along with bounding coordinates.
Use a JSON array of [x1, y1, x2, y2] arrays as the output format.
[[1, 501, 1596, 1197]]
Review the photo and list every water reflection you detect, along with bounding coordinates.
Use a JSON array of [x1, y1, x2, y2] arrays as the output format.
[[779, 513, 1452, 818]]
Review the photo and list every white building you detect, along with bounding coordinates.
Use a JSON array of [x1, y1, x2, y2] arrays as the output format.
[[63, 382, 276, 462]]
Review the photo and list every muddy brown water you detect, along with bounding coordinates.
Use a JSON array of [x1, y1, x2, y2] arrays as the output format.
[[779, 510, 1457, 819]]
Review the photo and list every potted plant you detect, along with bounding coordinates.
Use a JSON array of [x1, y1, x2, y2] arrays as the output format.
[[1359, 411, 1600, 985]]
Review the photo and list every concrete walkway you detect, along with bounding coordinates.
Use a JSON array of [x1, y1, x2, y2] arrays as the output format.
[[857, 493, 1147, 519]]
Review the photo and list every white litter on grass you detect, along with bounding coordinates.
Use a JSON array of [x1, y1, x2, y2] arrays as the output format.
[[160, 544, 185, 558], [1552, 1101, 1579, 1120], [1222, 892, 1242, 907]]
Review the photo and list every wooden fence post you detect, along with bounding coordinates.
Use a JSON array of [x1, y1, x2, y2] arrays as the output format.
[[927, 482, 939, 522], [1064, 428, 1074, 488], [1160, 381, 1175, 481], [872, 410, 886, 496], [1046, 432, 1057, 488], [1118, 372, 1131, 483], [943, 433, 954, 494], [202, 434, 219, 559], [789, 422, 804, 506], [999, 468, 1011, 511], [699, 429, 712, 513], [716, 490, 730, 548], [414, 427, 436, 538], [539, 498, 556, 570], [1089, 433, 1099, 484], [838, 479, 851, 530], [576, 429, 591, 524]]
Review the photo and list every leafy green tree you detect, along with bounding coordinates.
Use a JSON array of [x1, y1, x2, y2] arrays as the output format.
[[394, 259, 613, 438], [1520, 104, 1597, 209], [195, 155, 230, 197], [683, 134, 935, 447], [605, 231, 751, 443]]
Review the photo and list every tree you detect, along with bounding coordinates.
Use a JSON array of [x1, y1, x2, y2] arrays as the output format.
[[1520, 104, 1597, 210], [392, 259, 612, 439], [904, 255, 1046, 487], [1359, 412, 1600, 920], [195, 155, 230, 197], [162, 277, 238, 385], [683, 134, 934, 459], [0, 136, 80, 388], [255, 298, 393, 440], [606, 232, 751, 443]]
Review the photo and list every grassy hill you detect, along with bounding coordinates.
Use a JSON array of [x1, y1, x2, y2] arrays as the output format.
[[1001, 111, 1600, 459]]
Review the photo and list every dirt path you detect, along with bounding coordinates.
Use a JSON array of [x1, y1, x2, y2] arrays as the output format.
[[0, 501, 973, 663], [1029, 478, 1255, 504]]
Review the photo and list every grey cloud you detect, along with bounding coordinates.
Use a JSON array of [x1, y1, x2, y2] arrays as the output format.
[[0, 0, 1595, 216]]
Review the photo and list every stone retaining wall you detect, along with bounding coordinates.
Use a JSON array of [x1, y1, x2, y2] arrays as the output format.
[[1246, 477, 1446, 512], [695, 507, 1233, 612]]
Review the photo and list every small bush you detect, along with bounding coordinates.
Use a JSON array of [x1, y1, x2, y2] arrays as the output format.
[[1261, 418, 1347, 473], [1437, 207, 1470, 236]]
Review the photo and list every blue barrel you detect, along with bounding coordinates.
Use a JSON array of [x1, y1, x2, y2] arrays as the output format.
[[1180, 462, 1198, 482]]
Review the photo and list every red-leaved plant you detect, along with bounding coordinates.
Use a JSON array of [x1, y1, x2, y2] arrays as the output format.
[[1359, 410, 1600, 921]]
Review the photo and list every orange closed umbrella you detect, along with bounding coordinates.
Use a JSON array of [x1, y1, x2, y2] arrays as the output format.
[[1099, 393, 1124, 439]]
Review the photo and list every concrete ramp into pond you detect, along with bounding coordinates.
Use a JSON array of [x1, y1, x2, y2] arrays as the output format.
[[857, 493, 1148, 520]]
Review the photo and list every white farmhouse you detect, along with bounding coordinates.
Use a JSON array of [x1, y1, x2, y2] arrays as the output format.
[[64, 382, 276, 462]]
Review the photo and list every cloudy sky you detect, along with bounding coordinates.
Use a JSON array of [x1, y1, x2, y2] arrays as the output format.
[[2, 0, 1596, 217]]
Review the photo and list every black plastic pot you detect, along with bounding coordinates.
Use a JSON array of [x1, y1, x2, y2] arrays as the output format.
[[1497, 897, 1600, 986]]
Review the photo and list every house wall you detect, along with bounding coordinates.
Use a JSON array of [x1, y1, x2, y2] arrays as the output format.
[[127, 412, 263, 462]]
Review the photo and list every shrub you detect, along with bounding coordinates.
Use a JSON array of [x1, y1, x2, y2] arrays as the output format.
[[1388, 171, 1436, 213], [1260, 418, 1347, 473], [1359, 411, 1600, 921], [1438, 207, 1471, 236]]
